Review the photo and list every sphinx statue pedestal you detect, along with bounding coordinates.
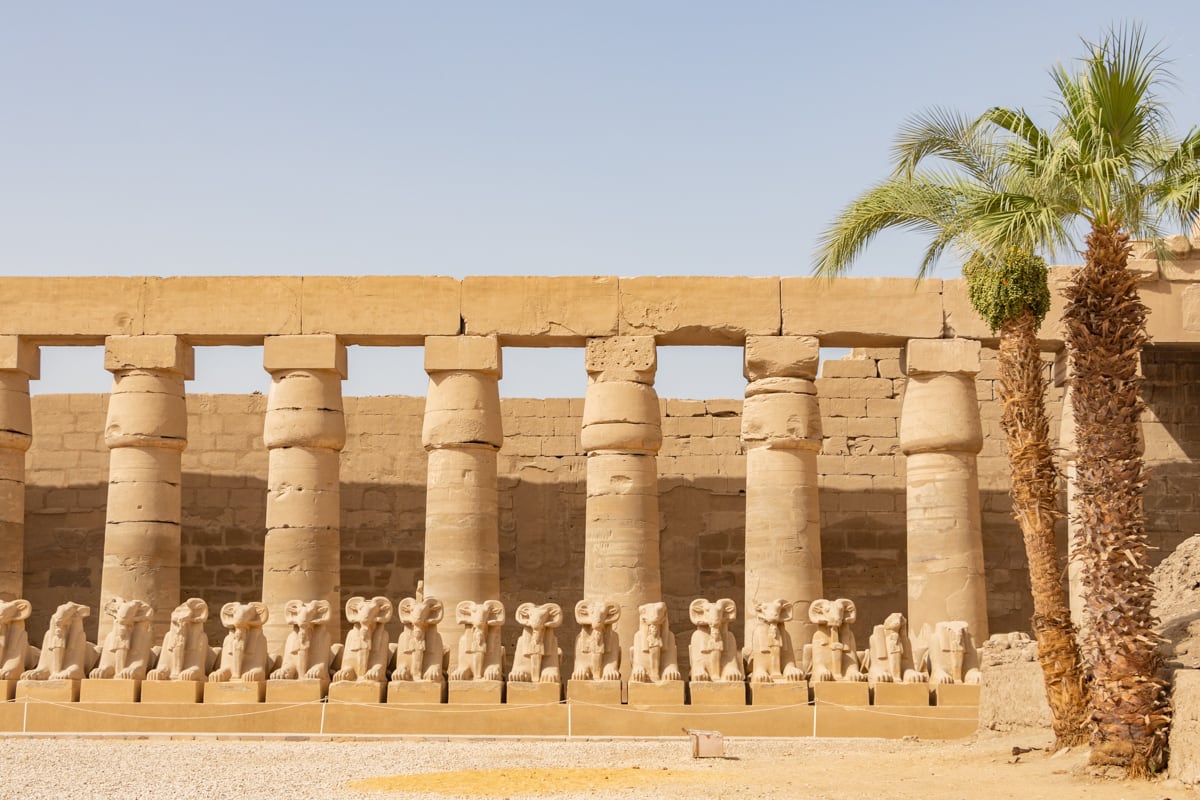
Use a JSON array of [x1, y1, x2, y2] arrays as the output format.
[[933, 684, 980, 706], [1, 679, 17, 701], [688, 682, 747, 707], [812, 682, 869, 707], [141, 681, 203, 703], [448, 679, 503, 704], [328, 680, 385, 704], [566, 679, 621, 705], [387, 680, 445, 704], [266, 678, 324, 703], [873, 683, 931, 707], [748, 682, 809, 706], [626, 680, 684, 706], [80, 678, 140, 703], [16, 679, 80, 703], [506, 682, 561, 705], [204, 681, 266, 704]]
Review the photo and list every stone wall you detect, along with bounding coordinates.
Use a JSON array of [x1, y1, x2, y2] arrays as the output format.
[[21, 345, 1196, 665]]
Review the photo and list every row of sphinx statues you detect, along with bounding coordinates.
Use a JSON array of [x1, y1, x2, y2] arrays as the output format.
[[0, 589, 982, 690]]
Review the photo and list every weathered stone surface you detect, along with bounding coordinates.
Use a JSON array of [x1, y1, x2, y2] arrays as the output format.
[[619, 277, 780, 344], [744, 335, 820, 381], [143, 277, 301, 343], [1170, 669, 1200, 784], [782, 278, 942, 345], [585, 337, 656, 383], [302, 276, 460, 344], [978, 633, 1048, 732], [463, 276, 618, 343], [424, 335, 502, 376], [105, 335, 195, 377], [263, 335, 347, 377], [0, 337, 40, 378], [0, 277, 144, 340], [902, 338, 980, 376]]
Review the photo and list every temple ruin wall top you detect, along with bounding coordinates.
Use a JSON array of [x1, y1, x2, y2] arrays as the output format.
[[5, 257, 1200, 348]]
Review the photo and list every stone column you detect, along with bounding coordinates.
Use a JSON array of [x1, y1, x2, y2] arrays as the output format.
[[422, 335, 503, 664], [741, 335, 823, 648], [101, 335, 193, 640], [581, 336, 662, 678], [261, 335, 347, 653], [0, 337, 39, 600], [899, 339, 988, 639]]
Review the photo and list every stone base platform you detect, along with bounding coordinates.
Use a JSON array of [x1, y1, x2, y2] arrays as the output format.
[[204, 681, 266, 704], [387, 680, 445, 704], [328, 680, 386, 704], [80, 678, 141, 703], [505, 682, 561, 704], [873, 683, 932, 707], [934, 683, 981, 706], [0, 700, 978, 739], [141, 681, 204, 703], [688, 681, 747, 706], [1, 679, 17, 701], [749, 681, 809, 706], [266, 679, 325, 704], [16, 679, 80, 703], [448, 680, 503, 704], [626, 680, 684, 705], [812, 681, 870, 707], [566, 679, 621, 705]]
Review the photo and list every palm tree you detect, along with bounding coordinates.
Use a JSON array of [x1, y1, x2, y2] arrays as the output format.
[[813, 110, 1091, 748], [977, 26, 1199, 775]]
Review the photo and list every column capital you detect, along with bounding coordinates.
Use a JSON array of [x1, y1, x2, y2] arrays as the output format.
[[0, 336, 40, 379], [744, 335, 818, 382], [263, 334, 347, 378], [105, 335, 194, 379], [585, 336, 656, 384], [424, 335, 502, 377]]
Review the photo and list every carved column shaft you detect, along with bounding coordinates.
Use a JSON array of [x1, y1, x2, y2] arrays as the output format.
[[741, 335, 822, 648], [899, 339, 988, 639], [0, 337, 38, 600], [421, 335, 503, 666], [262, 335, 347, 653], [101, 335, 193, 640], [581, 336, 662, 678]]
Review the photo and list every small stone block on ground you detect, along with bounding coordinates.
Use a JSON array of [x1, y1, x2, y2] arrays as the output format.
[[387, 680, 445, 704], [689, 681, 748, 706], [265, 679, 325, 704], [448, 680, 504, 705], [748, 681, 810, 706], [203, 681, 266, 704], [79, 678, 140, 703], [566, 679, 622, 705], [933, 683, 981, 706], [0, 679, 16, 701], [140, 681, 204, 703], [812, 681, 870, 707], [872, 682, 931, 706], [16, 679, 80, 703], [506, 681, 562, 705], [328, 680, 386, 704], [627, 680, 685, 706]]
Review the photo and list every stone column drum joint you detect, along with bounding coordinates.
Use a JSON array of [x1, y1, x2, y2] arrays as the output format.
[[101, 335, 194, 641], [899, 338, 988, 640], [261, 334, 348, 654], [741, 335, 823, 650], [581, 335, 663, 680], [421, 335, 504, 668], [0, 336, 40, 601]]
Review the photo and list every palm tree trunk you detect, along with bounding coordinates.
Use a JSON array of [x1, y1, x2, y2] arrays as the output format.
[[997, 308, 1090, 748], [1062, 223, 1169, 776]]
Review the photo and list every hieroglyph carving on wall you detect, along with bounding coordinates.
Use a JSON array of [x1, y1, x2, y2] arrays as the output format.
[[91, 597, 154, 680], [509, 602, 563, 683], [22, 601, 92, 681], [209, 602, 271, 683], [744, 599, 804, 684], [572, 598, 621, 681], [450, 600, 505, 681], [334, 596, 393, 683]]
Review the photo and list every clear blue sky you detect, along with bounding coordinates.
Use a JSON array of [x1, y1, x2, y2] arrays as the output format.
[[2, 3, 1196, 399]]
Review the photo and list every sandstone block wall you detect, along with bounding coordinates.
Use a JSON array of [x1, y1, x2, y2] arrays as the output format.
[[19, 345, 1198, 668]]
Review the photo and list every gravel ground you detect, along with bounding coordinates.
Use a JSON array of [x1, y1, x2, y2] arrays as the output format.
[[0, 732, 1189, 800]]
